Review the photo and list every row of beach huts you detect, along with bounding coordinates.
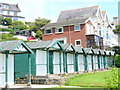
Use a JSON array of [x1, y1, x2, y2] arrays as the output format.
[[0, 40, 115, 87]]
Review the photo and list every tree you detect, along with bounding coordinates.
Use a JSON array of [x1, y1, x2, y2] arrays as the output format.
[[0, 15, 3, 25], [35, 17, 51, 30], [115, 54, 120, 67], [0, 33, 18, 41], [9, 21, 29, 30], [113, 24, 120, 46], [2, 18, 12, 26], [35, 30, 42, 39], [26, 17, 51, 32], [25, 22, 36, 31]]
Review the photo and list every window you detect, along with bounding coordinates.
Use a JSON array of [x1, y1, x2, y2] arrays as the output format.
[[1, 5, 8, 9], [44, 29, 52, 34], [14, 12, 17, 16], [74, 25, 80, 31], [75, 39, 81, 46], [55, 27, 63, 33]]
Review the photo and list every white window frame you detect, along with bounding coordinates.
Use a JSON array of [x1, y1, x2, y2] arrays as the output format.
[[74, 25, 80, 31], [75, 39, 81, 46], [44, 29, 52, 35], [54, 38, 67, 44], [55, 27, 63, 33]]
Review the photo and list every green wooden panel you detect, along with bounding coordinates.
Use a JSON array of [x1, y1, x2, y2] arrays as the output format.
[[15, 54, 29, 79], [63, 52, 67, 73], [103, 56, 106, 68], [14, 50, 36, 79], [91, 55, 94, 70], [49, 51, 53, 74], [59, 51, 62, 73], [97, 55, 100, 69], [75, 53, 78, 72], [84, 54, 87, 71]]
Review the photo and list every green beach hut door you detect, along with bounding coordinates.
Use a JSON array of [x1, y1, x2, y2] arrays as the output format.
[[14, 54, 29, 80], [84, 54, 87, 71], [75, 53, 78, 72], [49, 51, 53, 74]]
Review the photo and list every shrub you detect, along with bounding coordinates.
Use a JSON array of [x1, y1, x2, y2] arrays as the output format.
[[104, 68, 119, 88], [115, 54, 120, 67], [2, 18, 12, 26]]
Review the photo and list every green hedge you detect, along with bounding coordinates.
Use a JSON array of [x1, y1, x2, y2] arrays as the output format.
[[115, 54, 120, 68]]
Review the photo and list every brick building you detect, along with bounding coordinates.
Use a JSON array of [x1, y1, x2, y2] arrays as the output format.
[[41, 6, 108, 49], [42, 17, 103, 49]]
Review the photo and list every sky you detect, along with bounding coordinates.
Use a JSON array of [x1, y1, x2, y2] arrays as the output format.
[[0, 0, 119, 22]]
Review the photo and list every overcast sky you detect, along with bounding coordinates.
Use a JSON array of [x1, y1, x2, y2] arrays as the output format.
[[1, 0, 119, 22]]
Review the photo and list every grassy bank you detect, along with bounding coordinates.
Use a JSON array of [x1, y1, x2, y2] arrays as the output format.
[[65, 69, 118, 88]]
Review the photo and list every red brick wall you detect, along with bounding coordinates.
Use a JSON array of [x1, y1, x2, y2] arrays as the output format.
[[42, 21, 93, 48]]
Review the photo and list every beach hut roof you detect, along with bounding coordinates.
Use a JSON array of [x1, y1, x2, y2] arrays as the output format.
[[62, 43, 75, 52], [0, 40, 33, 54], [27, 40, 64, 50]]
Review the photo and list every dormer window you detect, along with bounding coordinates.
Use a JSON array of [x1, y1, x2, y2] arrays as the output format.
[[44, 29, 52, 35], [74, 25, 80, 31], [55, 27, 63, 33]]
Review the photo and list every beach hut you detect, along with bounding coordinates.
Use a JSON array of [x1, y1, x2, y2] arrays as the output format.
[[27, 40, 64, 75], [92, 49, 100, 70], [0, 40, 33, 87], [62, 44, 75, 73], [104, 51, 111, 68], [82, 48, 93, 71], [99, 50, 106, 69], [109, 51, 115, 67], [74, 47, 84, 72]]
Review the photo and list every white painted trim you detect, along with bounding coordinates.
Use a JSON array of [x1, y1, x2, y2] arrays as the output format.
[[8, 54, 14, 86], [74, 25, 81, 31], [55, 27, 64, 33], [44, 29, 52, 35], [54, 38, 67, 44]]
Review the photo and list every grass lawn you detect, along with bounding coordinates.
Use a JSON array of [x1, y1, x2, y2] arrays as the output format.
[[65, 69, 118, 88]]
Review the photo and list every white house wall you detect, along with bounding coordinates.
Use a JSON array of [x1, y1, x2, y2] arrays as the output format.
[[0, 54, 6, 88], [8, 54, 14, 85], [36, 50, 47, 76], [78, 54, 84, 71], [67, 53, 74, 73]]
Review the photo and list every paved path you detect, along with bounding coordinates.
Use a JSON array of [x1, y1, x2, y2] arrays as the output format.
[[3, 84, 81, 89], [7, 84, 59, 88]]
